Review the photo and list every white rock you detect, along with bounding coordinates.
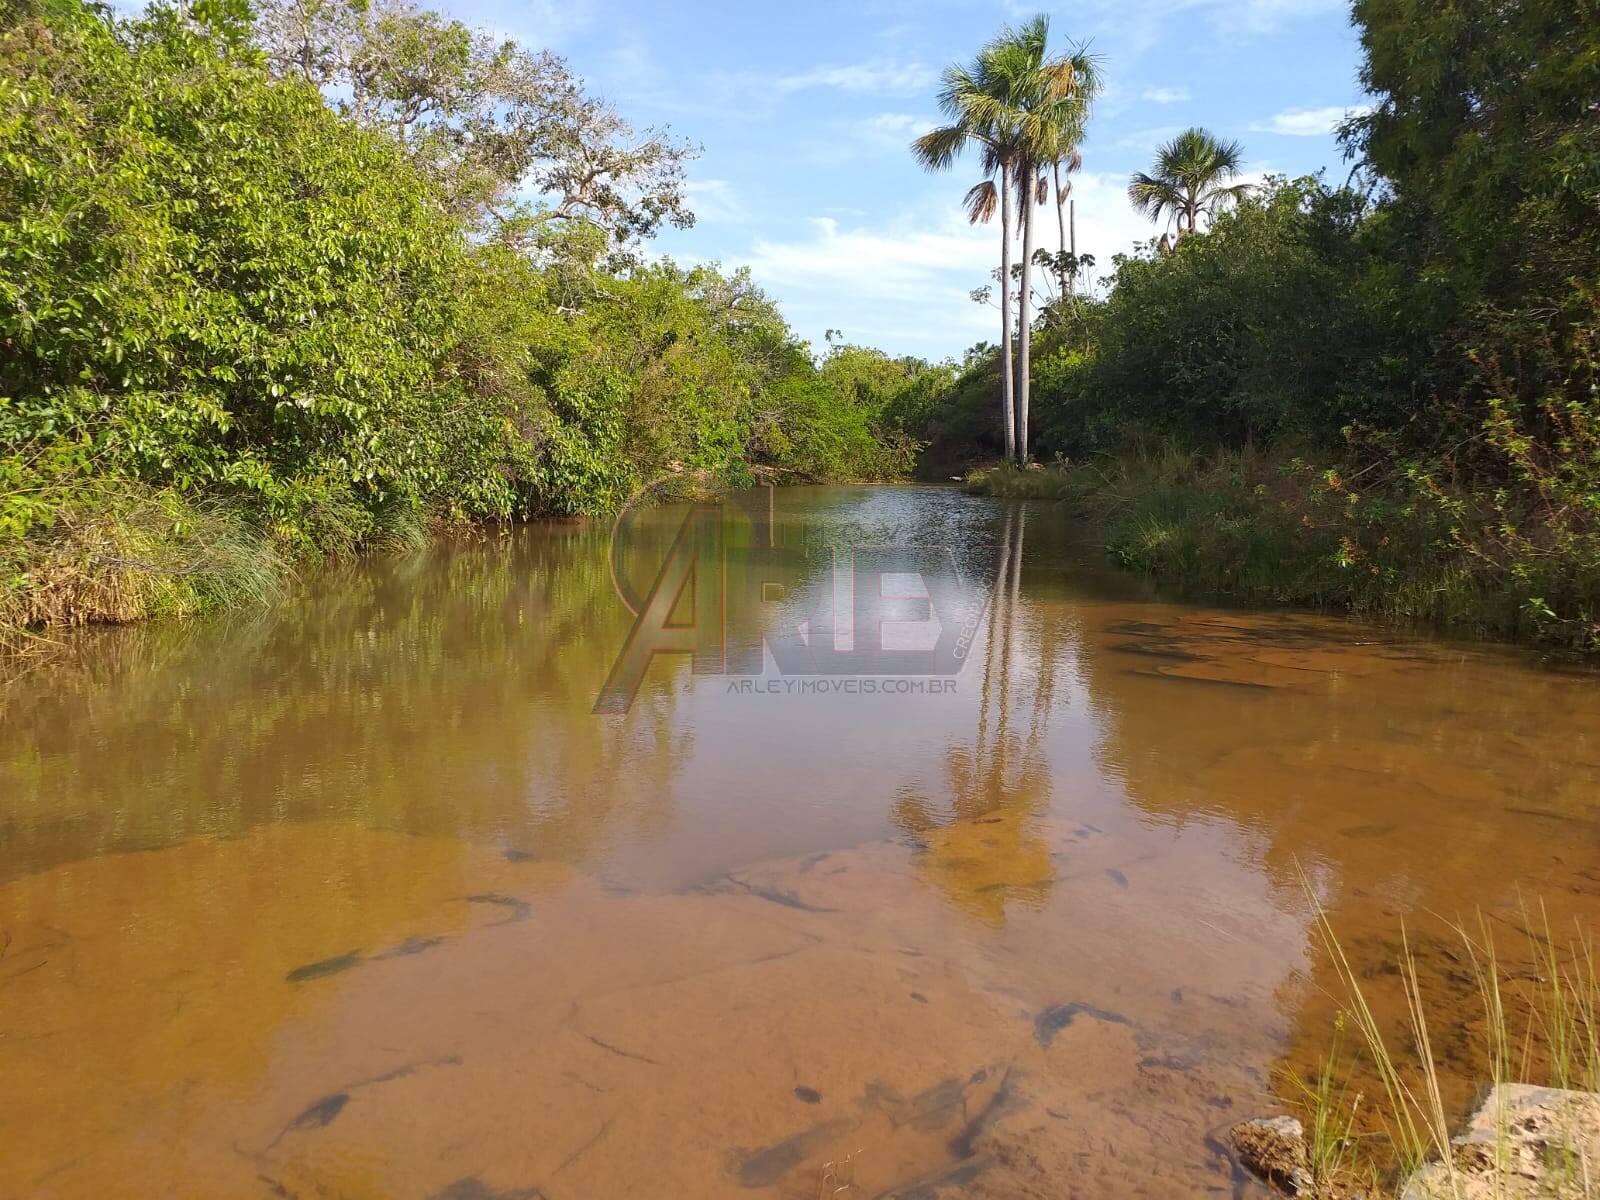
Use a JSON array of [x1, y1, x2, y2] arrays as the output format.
[[1401, 1084, 1600, 1200]]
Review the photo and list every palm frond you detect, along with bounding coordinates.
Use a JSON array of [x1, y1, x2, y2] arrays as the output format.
[[911, 124, 971, 171], [919, 18, 1102, 237], [1210, 136, 1246, 173], [1059, 47, 1104, 101], [1127, 172, 1180, 222], [963, 180, 999, 224], [935, 63, 984, 122]]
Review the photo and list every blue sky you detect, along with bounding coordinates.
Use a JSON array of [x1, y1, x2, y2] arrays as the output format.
[[447, 0, 1370, 360]]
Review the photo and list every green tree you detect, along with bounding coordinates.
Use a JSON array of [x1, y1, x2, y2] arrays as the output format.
[[254, 0, 696, 260], [913, 55, 1020, 462], [1127, 127, 1252, 249], [980, 16, 1098, 461], [0, 0, 916, 639], [1343, 0, 1600, 422], [914, 15, 1097, 463], [1036, 176, 1396, 453]]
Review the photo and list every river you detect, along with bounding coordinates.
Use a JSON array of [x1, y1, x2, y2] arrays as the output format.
[[2, 485, 1597, 1198]]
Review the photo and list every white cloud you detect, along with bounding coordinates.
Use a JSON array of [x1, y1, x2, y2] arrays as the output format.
[[856, 112, 932, 147], [738, 208, 995, 356], [726, 171, 1166, 358], [773, 59, 937, 97], [1113, 125, 1187, 152], [683, 179, 749, 225], [747, 212, 993, 306], [1141, 86, 1191, 104], [1251, 104, 1371, 136], [1049, 170, 1170, 271]]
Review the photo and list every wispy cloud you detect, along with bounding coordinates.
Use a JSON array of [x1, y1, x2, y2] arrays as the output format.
[[1251, 104, 1370, 136], [856, 112, 931, 146], [739, 209, 994, 355], [784, 112, 935, 169], [730, 170, 1166, 356], [747, 213, 992, 304], [773, 58, 936, 96], [1112, 125, 1187, 152], [1141, 86, 1191, 104], [683, 179, 749, 225]]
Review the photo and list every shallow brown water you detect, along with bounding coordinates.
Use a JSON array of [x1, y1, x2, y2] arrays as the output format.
[[2, 485, 1597, 1199]]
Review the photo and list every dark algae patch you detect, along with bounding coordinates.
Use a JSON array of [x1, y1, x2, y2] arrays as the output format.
[[285, 950, 363, 983], [731, 1118, 855, 1188], [1033, 1002, 1132, 1047]]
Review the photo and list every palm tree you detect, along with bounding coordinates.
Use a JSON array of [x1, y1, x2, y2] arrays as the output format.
[[1127, 127, 1252, 246], [1052, 149, 1082, 294], [980, 18, 1099, 461], [913, 63, 1018, 462]]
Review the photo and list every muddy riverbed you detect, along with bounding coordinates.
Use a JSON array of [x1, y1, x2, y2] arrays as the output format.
[[3, 486, 1597, 1198]]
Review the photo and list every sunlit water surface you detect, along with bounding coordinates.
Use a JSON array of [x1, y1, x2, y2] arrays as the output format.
[[3, 485, 1597, 1198]]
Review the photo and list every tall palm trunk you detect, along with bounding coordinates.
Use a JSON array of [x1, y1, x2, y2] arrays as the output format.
[[1053, 161, 1071, 296], [998, 169, 1017, 462], [1015, 170, 1037, 462]]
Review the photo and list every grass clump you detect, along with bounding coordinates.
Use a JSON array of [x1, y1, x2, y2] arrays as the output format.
[[966, 442, 1600, 652], [1289, 883, 1600, 1199], [1, 478, 289, 654]]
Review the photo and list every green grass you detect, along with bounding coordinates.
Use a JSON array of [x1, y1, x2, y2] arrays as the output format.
[[1283, 1016, 1378, 1198], [0, 479, 292, 656], [966, 444, 1600, 652], [1294, 881, 1600, 1198]]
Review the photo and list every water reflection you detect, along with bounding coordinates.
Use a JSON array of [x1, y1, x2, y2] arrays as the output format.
[[3, 485, 1599, 1197], [895, 504, 1059, 923], [1056, 598, 1600, 1121], [0, 525, 691, 882]]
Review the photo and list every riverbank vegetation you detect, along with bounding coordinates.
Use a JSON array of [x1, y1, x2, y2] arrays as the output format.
[[0, 0, 924, 645], [1277, 894, 1599, 1199], [921, 1, 1600, 651]]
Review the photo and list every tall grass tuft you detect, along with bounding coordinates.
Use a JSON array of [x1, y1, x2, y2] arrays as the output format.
[[1295, 872, 1600, 1197], [1, 480, 290, 652], [1281, 1014, 1379, 1197]]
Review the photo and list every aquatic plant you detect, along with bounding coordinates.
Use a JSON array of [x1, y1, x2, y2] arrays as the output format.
[[1293, 879, 1599, 1197]]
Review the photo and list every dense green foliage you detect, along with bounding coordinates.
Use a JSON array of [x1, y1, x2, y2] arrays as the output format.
[[0, 0, 914, 639], [955, 0, 1600, 650], [1035, 177, 1407, 452], [2, 0, 496, 549]]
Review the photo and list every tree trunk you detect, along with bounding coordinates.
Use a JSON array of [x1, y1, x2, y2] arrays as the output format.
[[1015, 171, 1036, 462], [1053, 162, 1070, 296], [998, 169, 1017, 463], [1069, 198, 1077, 289]]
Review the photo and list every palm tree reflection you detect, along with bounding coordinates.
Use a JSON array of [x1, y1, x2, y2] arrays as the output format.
[[894, 502, 1057, 923]]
